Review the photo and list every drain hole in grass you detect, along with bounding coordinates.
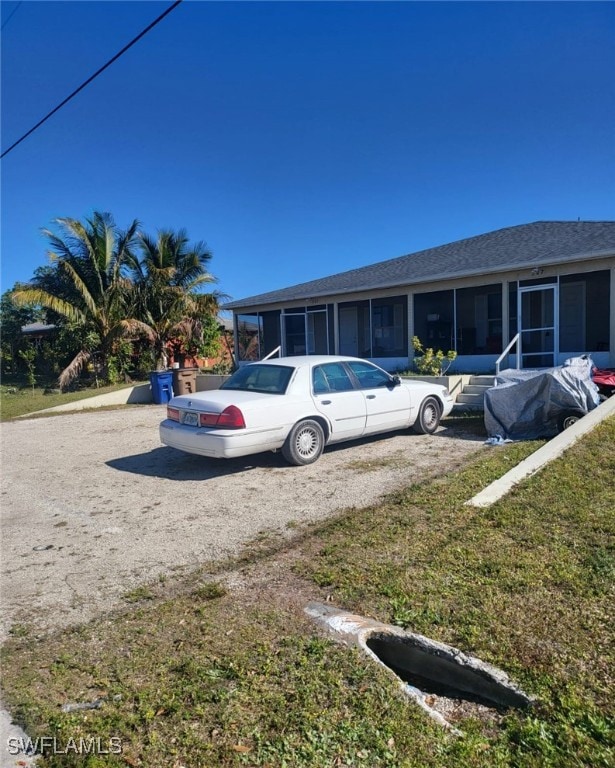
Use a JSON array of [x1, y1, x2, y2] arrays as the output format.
[[366, 633, 530, 709]]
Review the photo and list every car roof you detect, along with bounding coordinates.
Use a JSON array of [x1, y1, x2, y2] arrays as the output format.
[[248, 355, 366, 367]]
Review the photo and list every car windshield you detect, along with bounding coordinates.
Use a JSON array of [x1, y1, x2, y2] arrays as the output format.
[[220, 364, 294, 394]]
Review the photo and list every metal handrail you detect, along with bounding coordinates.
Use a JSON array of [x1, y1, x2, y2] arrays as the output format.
[[495, 333, 520, 375], [262, 346, 281, 360]]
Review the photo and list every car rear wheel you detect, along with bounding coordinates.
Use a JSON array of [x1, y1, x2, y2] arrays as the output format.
[[282, 419, 325, 466], [413, 396, 442, 435], [557, 411, 584, 433]]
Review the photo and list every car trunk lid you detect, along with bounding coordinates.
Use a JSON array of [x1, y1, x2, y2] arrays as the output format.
[[171, 389, 280, 414]]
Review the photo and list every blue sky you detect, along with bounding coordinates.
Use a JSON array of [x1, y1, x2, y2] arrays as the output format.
[[2, 1, 614, 306]]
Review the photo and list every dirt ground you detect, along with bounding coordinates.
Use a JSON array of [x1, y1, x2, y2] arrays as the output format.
[[0, 405, 485, 640]]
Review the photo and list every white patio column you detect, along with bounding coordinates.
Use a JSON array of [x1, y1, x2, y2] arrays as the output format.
[[333, 302, 339, 355], [502, 280, 509, 349]]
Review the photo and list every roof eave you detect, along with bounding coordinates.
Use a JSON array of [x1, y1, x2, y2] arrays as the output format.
[[225, 249, 615, 312]]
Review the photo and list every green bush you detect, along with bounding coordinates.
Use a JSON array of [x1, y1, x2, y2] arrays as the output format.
[[411, 335, 457, 376], [18, 343, 37, 392]]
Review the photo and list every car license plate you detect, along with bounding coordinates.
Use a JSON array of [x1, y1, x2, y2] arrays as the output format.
[[183, 411, 199, 427]]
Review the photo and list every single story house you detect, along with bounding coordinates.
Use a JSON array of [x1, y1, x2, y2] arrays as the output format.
[[224, 221, 615, 373]]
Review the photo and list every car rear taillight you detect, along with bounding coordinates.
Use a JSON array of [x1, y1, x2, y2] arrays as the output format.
[[198, 405, 246, 429], [199, 412, 219, 427], [167, 407, 180, 421], [217, 405, 246, 429]]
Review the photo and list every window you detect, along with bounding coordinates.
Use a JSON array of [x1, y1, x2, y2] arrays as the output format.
[[560, 270, 610, 352], [282, 307, 330, 356], [307, 309, 328, 354], [413, 291, 454, 350], [338, 296, 407, 357], [312, 363, 355, 393], [236, 314, 263, 361], [456, 284, 503, 354], [283, 313, 306, 355], [261, 311, 281, 357], [346, 361, 393, 388], [414, 286, 504, 355], [313, 366, 330, 394], [221, 364, 294, 394], [371, 297, 407, 356]]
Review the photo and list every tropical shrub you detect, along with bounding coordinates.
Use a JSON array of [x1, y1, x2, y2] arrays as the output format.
[[18, 342, 37, 392], [411, 335, 457, 376], [11, 212, 139, 389], [10, 214, 225, 387], [127, 229, 223, 370]]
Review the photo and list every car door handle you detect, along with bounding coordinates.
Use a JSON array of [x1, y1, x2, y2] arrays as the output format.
[[366, 394, 376, 400], [320, 400, 332, 405]]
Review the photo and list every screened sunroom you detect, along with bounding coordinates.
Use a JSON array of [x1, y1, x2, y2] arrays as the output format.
[[226, 222, 615, 373]]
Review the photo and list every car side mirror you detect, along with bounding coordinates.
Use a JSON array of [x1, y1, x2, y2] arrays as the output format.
[[391, 374, 401, 387]]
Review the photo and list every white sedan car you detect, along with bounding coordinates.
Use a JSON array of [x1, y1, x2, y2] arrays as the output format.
[[159, 355, 454, 466]]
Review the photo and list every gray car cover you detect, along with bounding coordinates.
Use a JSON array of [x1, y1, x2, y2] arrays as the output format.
[[484, 356, 600, 440]]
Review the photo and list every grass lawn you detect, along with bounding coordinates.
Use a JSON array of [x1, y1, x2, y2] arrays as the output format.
[[0, 380, 148, 421], [1, 419, 613, 767]]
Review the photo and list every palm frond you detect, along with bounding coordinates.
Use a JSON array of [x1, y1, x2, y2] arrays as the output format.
[[11, 288, 86, 323], [56, 218, 91, 260], [118, 318, 157, 343], [172, 317, 200, 337], [42, 230, 75, 262], [53, 217, 105, 298], [115, 220, 141, 280], [58, 348, 91, 390], [184, 272, 218, 291], [193, 291, 227, 312], [59, 260, 100, 320]]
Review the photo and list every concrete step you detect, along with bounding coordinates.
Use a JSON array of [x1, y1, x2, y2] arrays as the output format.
[[462, 384, 492, 395], [469, 375, 495, 386], [449, 374, 495, 414], [456, 392, 486, 405]]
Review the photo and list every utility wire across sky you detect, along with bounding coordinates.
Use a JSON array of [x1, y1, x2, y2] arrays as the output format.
[[1, 0, 183, 159], [1, 1, 23, 32]]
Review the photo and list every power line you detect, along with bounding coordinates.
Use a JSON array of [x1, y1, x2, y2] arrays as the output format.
[[1, 1, 23, 31], [1, 0, 183, 159]]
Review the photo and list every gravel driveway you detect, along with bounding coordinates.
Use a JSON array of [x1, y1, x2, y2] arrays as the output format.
[[0, 405, 484, 639]]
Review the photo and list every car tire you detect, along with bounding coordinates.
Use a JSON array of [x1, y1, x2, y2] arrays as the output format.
[[282, 419, 325, 466], [557, 411, 584, 433], [413, 396, 442, 435]]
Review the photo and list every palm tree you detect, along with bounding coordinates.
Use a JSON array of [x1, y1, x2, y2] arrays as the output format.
[[12, 212, 139, 389], [127, 229, 223, 369]]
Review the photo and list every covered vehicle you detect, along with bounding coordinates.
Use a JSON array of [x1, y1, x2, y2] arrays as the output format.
[[160, 355, 454, 465], [484, 356, 600, 441]]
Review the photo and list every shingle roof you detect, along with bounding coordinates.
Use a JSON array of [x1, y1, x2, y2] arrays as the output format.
[[225, 221, 615, 310]]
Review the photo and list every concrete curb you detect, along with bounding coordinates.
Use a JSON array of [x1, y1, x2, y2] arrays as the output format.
[[17, 383, 153, 417], [467, 396, 615, 508]]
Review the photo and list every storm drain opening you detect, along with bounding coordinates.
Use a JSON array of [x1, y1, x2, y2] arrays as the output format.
[[366, 632, 531, 710], [305, 602, 534, 731]]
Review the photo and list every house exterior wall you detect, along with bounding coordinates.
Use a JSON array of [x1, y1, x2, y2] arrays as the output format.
[[231, 256, 615, 372]]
